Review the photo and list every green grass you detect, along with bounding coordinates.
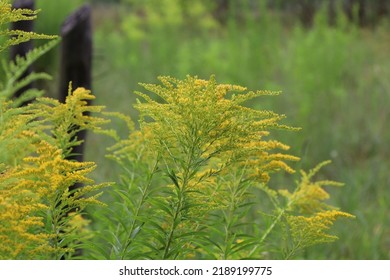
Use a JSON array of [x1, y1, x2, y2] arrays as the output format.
[[17, 1, 389, 259]]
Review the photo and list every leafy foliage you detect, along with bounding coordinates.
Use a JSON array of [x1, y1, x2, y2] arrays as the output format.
[[0, 0, 58, 106], [0, 39, 59, 104], [88, 76, 353, 260], [0, 140, 106, 259]]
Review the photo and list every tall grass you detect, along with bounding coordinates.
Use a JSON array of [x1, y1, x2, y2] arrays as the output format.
[[23, 0, 387, 259]]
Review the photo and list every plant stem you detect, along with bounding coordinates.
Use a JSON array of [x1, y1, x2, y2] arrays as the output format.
[[162, 150, 195, 259], [221, 167, 247, 259], [247, 208, 286, 258], [162, 193, 183, 259], [120, 157, 159, 259]]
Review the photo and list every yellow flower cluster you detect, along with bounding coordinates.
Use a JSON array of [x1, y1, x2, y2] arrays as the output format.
[[0, 0, 36, 24], [0, 164, 49, 259], [279, 161, 345, 214], [32, 86, 113, 156], [135, 75, 299, 186], [0, 0, 56, 53], [278, 161, 354, 255], [287, 210, 354, 248], [1, 86, 112, 259], [0, 140, 106, 259], [0, 101, 38, 166]]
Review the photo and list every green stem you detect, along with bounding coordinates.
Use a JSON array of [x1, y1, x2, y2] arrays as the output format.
[[248, 190, 298, 259], [222, 205, 235, 260], [221, 167, 247, 259], [247, 208, 286, 258], [120, 157, 159, 259], [162, 194, 183, 259], [161, 130, 200, 259], [50, 201, 62, 259], [162, 161, 191, 259]]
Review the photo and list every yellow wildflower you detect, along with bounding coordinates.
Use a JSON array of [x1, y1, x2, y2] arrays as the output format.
[[287, 210, 355, 249], [280, 161, 344, 214]]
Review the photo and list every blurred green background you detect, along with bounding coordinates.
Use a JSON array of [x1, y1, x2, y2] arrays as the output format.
[[11, 0, 390, 259]]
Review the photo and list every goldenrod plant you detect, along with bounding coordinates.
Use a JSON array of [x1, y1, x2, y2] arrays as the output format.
[[0, 87, 113, 259], [0, 2, 111, 259], [88, 76, 354, 259]]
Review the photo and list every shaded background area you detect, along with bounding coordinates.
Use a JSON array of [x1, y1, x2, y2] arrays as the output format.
[[6, 0, 389, 259]]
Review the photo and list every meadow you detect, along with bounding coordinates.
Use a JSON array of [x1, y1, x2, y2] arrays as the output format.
[[1, 0, 389, 259]]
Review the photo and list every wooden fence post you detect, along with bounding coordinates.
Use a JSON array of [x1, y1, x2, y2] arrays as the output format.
[[10, 0, 35, 103], [59, 4, 92, 165]]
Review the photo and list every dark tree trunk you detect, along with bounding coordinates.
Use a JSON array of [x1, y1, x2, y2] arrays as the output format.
[[59, 4, 92, 165], [376, 0, 388, 18], [328, 0, 336, 26], [213, 0, 230, 25], [10, 0, 35, 104], [298, 0, 316, 27], [344, 0, 354, 21], [357, 0, 367, 26], [344, 0, 367, 26]]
